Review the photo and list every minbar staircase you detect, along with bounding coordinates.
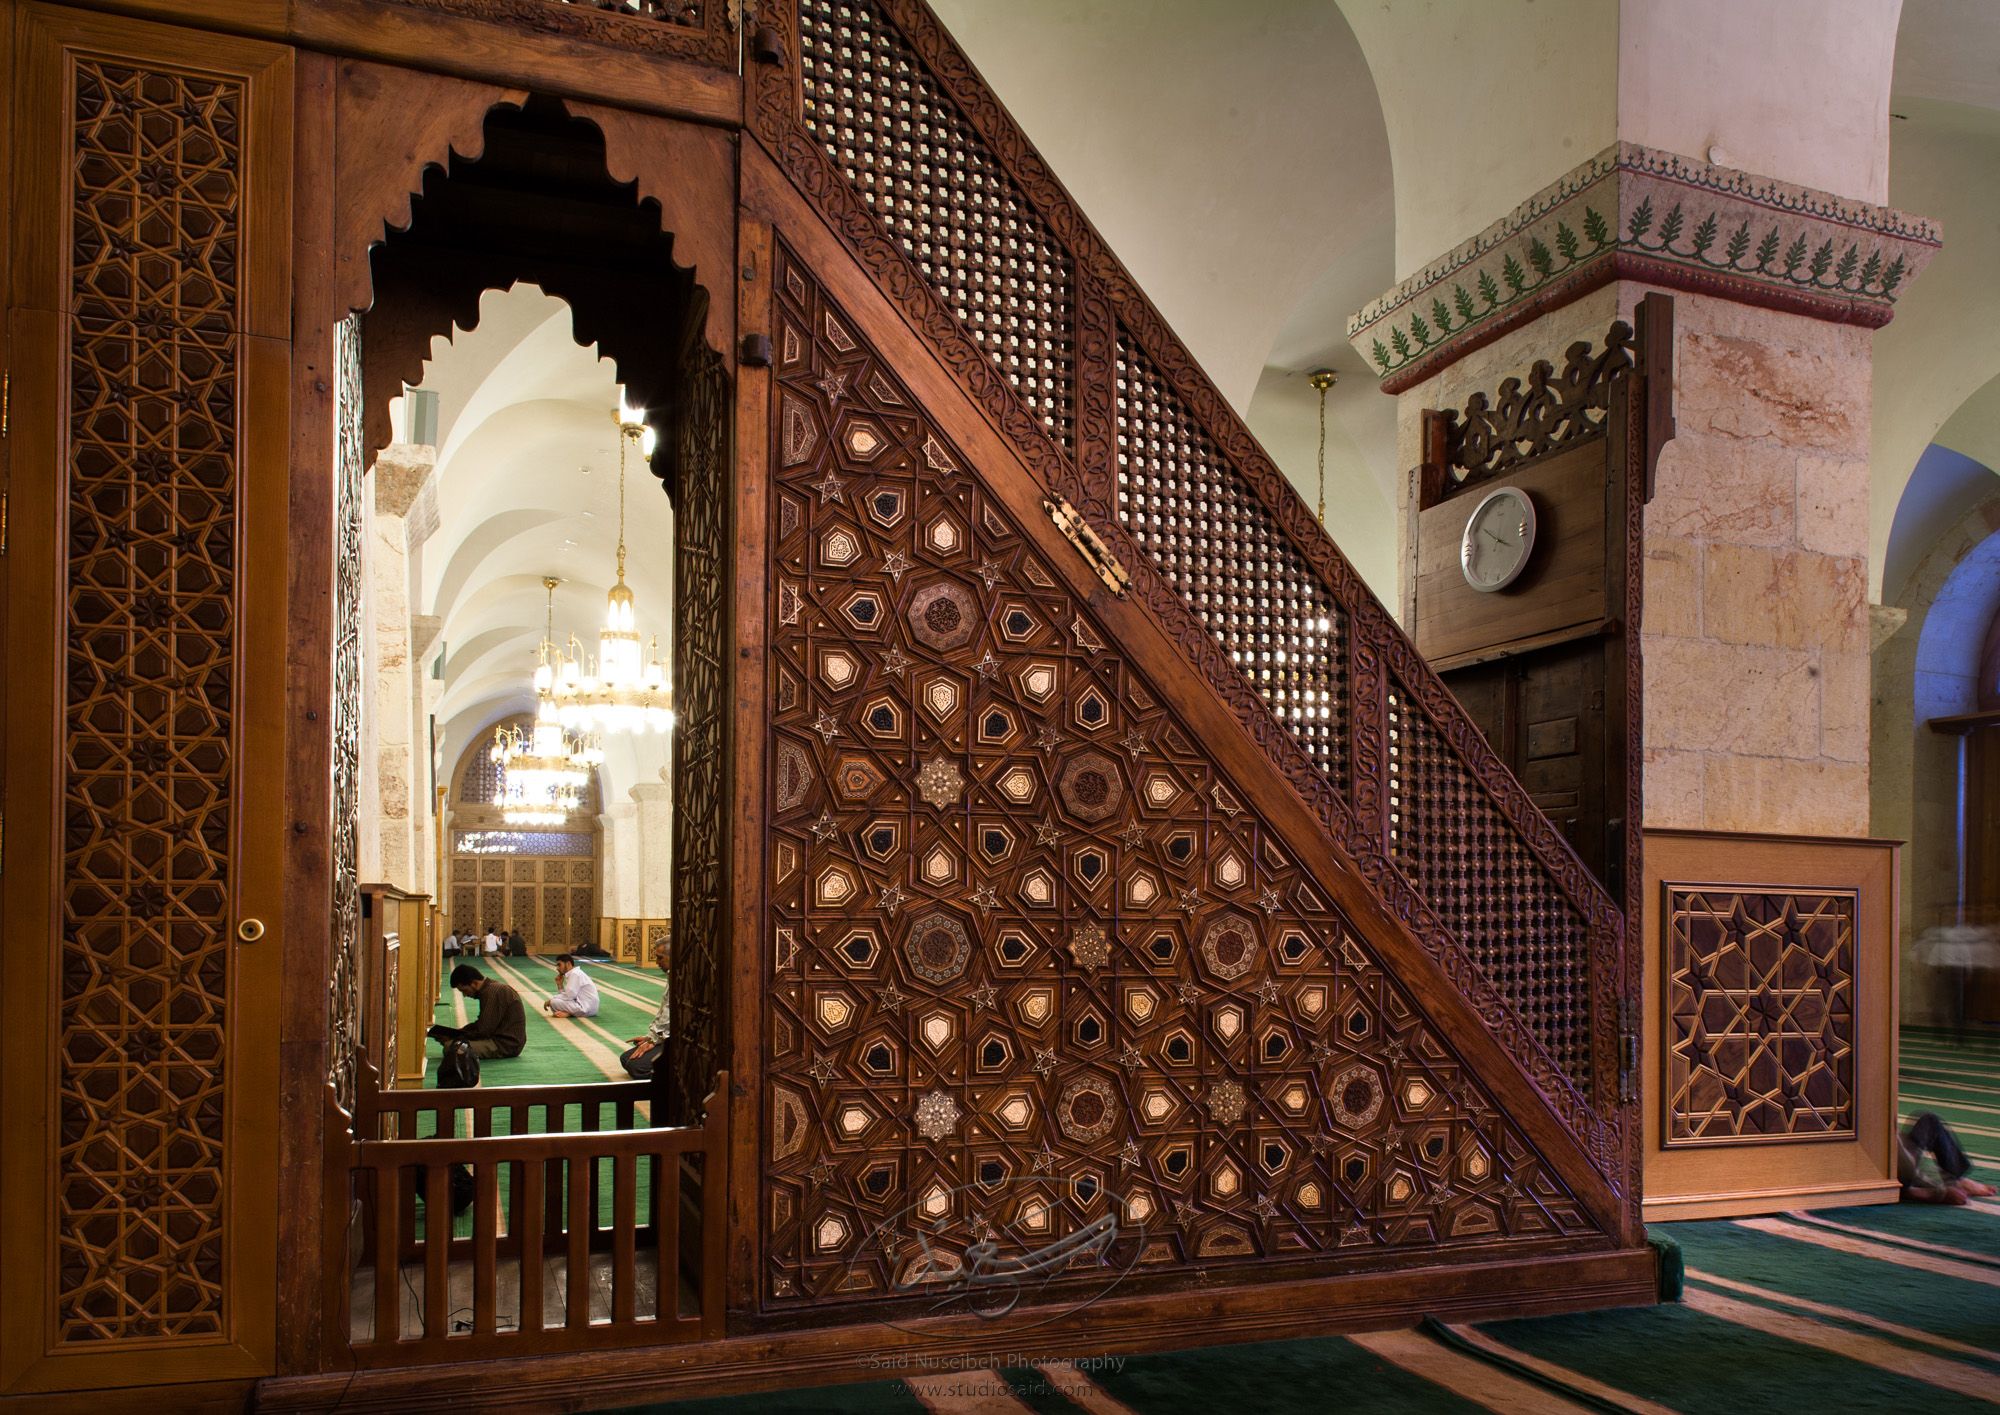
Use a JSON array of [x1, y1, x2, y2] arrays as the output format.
[[746, 0, 1649, 1312]]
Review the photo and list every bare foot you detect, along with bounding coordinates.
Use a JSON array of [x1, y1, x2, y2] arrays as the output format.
[[1903, 1183, 1970, 1204], [1955, 1177, 1995, 1198]]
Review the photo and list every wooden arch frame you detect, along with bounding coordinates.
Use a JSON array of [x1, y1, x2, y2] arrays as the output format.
[[279, 55, 740, 1372]]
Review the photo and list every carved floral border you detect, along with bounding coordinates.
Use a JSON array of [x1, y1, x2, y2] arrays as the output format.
[[1348, 142, 1940, 392]]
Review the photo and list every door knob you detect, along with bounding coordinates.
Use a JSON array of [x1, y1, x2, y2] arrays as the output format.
[[236, 918, 266, 943]]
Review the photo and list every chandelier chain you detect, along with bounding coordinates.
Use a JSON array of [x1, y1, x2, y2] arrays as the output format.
[[1309, 369, 1336, 527]]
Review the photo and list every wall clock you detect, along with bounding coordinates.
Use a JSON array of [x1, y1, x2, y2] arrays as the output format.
[[1459, 485, 1537, 592]]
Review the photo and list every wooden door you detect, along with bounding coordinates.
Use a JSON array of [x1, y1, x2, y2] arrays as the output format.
[[1444, 638, 1609, 884], [1, 5, 289, 1391]]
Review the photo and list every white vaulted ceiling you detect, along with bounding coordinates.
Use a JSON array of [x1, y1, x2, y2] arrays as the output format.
[[404, 284, 676, 803]]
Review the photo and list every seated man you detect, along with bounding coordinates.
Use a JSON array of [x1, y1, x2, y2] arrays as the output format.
[[621, 935, 672, 1079], [507, 925, 528, 958], [542, 953, 600, 1019], [427, 964, 527, 1059]]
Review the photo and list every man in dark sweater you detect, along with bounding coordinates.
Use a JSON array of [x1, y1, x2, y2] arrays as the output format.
[[427, 964, 528, 1059]]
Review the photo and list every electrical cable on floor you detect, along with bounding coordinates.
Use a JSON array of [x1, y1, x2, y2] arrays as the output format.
[[1418, 1316, 1642, 1415]]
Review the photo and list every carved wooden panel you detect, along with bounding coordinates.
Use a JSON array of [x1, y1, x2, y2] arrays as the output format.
[[755, 0, 1629, 1173], [670, 344, 732, 1121], [1663, 886, 1857, 1145], [378, 0, 738, 70], [1433, 329, 1635, 499], [331, 315, 366, 1117], [762, 250, 1598, 1310], [49, 53, 253, 1344]]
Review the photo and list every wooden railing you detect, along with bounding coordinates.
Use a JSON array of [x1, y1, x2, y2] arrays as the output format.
[[345, 1073, 725, 1365], [360, 1077, 654, 1140], [748, 0, 1630, 1172]]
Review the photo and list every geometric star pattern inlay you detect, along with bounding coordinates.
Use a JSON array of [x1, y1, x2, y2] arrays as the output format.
[[56, 57, 246, 1341], [763, 246, 1599, 1309], [1664, 886, 1857, 1144]]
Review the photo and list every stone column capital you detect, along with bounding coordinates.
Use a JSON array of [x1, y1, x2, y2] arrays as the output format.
[[1348, 142, 1940, 394], [628, 782, 674, 804], [371, 442, 436, 517]]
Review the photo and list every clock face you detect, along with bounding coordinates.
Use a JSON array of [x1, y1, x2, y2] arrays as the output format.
[[1459, 487, 1537, 593]]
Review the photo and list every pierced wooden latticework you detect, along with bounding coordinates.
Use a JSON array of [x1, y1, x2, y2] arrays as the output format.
[[1384, 684, 1592, 1084], [56, 57, 245, 1343], [1664, 887, 1857, 1145], [797, 0, 1074, 445], [762, 250, 1602, 1312], [330, 314, 366, 1117], [669, 344, 732, 1123], [1114, 337, 1349, 784]]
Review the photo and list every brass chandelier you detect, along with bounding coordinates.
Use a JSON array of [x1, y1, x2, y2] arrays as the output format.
[[544, 399, 676, 737], [494, 579, 599, 826]]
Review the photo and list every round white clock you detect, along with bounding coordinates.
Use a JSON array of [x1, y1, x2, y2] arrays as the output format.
[[1459, 486, 1537, 593]]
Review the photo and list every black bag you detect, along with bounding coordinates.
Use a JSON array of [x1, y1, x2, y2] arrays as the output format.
[[436, 1038, 480, 1089]]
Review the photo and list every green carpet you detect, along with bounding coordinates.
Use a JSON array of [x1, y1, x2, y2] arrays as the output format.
[[608, 1026, 2000, 1414], [431, 953, 669, 1095]]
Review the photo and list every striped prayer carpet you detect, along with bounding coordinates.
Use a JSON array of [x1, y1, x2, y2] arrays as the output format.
[[613, 1025, 2000, 1415]]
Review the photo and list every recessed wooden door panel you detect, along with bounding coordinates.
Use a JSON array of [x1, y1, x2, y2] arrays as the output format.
[[1, 4, 290, 1391]]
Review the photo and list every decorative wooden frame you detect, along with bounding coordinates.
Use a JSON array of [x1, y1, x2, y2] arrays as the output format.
[[1641, 831, 1897, 1222], [1659, 881, 1859, 1148]]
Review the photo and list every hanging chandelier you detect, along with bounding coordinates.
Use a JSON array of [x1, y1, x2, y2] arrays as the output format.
[[546, 399, 676, 737], [495, 580, 599, 825], [491, 711, 589, 826]]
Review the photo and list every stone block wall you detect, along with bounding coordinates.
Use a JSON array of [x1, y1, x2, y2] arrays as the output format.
[[1642, 294, 1873, 836]]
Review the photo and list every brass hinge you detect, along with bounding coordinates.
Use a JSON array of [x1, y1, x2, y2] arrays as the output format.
[[1043, 498, 1129, 597], [1616, 994, 1639, 1104], [2, 369, 9, 436], [1, 488, 7, 555]]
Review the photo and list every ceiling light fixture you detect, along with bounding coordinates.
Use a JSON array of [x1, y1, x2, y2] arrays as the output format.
[[1308, 368, 1337, 527], [547, 398, 676, 736]]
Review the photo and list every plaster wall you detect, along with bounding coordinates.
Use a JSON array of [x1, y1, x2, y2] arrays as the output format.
[[1617, 0, 1899, 207], [1338, 0, 1617, 284], [1871, 99, 2000, 596]]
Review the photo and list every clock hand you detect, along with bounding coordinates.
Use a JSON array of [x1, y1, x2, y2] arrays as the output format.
[[1481, 528, 1505, 548]]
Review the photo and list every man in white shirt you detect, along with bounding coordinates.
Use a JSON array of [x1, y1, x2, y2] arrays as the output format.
[[542, 954, 601, 1019], [484, 926, 502, 955]]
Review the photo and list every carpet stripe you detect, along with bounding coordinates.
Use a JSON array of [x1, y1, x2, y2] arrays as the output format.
[[1902, 1113, 2000, 1141], [1681, 1286, 2000, 1402], [1784, 1211, 2000, 1268], [906, 1370, 1037, 1413], [1437, 1325, 1682, 1415], [1903, 1091, 2000, 1117], [1736, 1217, 2000, 1288], [1032, 1363, 1138, 1415], [1685, 1268, 2000, 1365], [1349, 1329, 1602, 1414]]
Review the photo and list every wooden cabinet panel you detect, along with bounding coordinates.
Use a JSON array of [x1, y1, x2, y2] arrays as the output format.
[[1413, 440, 1607, 666], [1, 4, 291, 1391]]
